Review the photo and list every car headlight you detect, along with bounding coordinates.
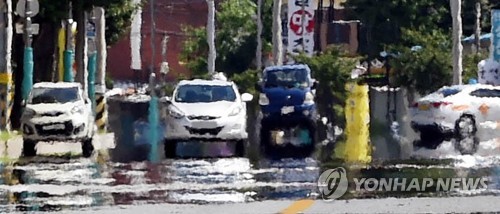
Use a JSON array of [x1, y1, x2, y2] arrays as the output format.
[[168, 105, 185, 119], [259, 93, 269, 105], [229, 106, 242, 116], [71, 105, 85, 114], [304, 92, 314, 105], [23, 109, 36, 118]]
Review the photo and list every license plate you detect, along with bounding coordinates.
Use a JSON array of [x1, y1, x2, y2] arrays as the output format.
[[191, 121, 218, 128], [418, 104, 430, 111], [281, 106, 294, 115], [42, 124, 65, 130]]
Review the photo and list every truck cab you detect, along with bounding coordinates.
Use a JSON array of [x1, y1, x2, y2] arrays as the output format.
[[257, 64, 317, 122], [256, 64, 318, 158]]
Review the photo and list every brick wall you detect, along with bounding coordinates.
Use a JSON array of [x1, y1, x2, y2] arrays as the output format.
[[107, 0, 213, 82]]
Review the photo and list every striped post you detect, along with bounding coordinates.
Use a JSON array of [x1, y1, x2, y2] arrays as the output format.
[[0, 74, 13, 131], [95, 92, 107, 131]]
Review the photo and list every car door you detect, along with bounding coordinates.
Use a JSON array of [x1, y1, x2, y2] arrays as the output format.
[[468, 88, 500, 124]]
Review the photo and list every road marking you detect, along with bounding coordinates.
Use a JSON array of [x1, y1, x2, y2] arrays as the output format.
[[280, 199, 315, 214]]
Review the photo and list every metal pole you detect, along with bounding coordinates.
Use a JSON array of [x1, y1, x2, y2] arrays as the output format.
[[474, 0, 481, 54], [88, 9, 97, 113], [148, 0, 159, 163], [63, 1, 74, 82], [21, 0, 33, 101], [206, 0, 216, 74], [450, 0, 463, 85], [301, 1, 305, 52], [272, 0, 283, 65], [256, 0, 263, 70]]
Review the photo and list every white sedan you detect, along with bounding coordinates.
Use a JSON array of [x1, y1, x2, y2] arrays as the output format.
[[162, 78, 253, 157], [410, 84, 500, 154]]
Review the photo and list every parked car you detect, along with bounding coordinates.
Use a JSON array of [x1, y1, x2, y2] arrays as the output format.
[[256, 64, 318, 158], [410, 84, 500, 154], [21, 82, 96, 157], [162, 75, 253, 158]]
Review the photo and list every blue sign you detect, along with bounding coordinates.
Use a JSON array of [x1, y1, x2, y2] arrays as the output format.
[[492, 9, 500, 61]]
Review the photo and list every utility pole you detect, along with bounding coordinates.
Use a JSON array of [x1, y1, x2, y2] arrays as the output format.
[[160, 34, 169, 93], [256, 0, 263, 70], [94, 7, 107, 131], [272, 0, 283, 65], [206, 0, 216, 74], [474, 0, 481, 54], [75, 0, 88, 96], [63, 1, 74, 82], [130, 0, 142, 89], [450, 0, 463, 85], [0, 0, 13, 131], [148, 0, 160, 163], [21, 0, 33, 101], [301, 1, 305, 52]]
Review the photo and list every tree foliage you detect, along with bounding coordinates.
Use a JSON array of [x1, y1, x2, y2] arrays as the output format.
[[293, 47, 359, 126], [344, 0, 498, 57], [389, 29, 452, 95], [14, 0, 140, 45], [180, 0, 273, 76]]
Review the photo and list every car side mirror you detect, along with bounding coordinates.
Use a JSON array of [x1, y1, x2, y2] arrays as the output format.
[[85, 98, 90, 104], [241, 93, 253, 102], [160, 96, 172, 104], [21, 100, 26, 107], [311, 80, 319, 89]]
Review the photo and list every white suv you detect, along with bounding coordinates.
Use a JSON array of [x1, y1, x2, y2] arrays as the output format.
[[162, 77, 253, 157], [21, 82, 96, 157]]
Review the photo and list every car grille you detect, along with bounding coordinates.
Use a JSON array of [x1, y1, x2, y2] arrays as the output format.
[[187, 115, 219, 120], [35, 121, 73, 136], [41, 112, 64, 117], [185, 126, 223, 136]]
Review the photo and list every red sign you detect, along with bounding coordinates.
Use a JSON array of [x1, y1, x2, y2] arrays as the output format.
[[289, 10, 315, 36]]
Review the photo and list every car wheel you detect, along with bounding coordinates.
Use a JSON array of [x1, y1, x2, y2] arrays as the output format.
[[260, 121, 279, 158], [414, 132, 444, 150], [22, 139, 37, 157], [235, 140, 247, 157], [454, 115, 479, 155], [82, 138, 94, 158], [164, 139, 177, 159]]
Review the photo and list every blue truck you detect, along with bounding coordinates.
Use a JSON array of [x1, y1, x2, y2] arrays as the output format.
[[256, 64, 318, 158]]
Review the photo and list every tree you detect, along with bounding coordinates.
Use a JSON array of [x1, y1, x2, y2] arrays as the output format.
[[389, 29, 453, 96], [181, 0, 272, 77], [294, 47, 359, 128], [206, 0, 216, 74], [10, 0, 139, 129], [344, 0, 451, 56], [271, 0, 282, 65]]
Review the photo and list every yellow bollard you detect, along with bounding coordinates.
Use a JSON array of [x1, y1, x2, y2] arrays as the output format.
[[57, 27, 66, 81], [335, 82, 371, 164]]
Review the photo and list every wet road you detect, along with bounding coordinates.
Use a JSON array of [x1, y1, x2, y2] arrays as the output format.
[[0, 136, 499, 213]]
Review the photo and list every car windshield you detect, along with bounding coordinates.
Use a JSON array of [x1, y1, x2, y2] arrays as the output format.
[[437, 87, 462, 97], [264, 69, 309, 88], [29, 87, 80, 104], [175, 84, 237, 103]]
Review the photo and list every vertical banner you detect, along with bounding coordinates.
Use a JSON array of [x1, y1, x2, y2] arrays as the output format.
[[492, 9, 500, 62], [287, 0, 316, 58]]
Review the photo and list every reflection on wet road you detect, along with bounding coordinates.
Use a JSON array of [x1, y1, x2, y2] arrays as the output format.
[[0, 157, 320, 212], [0, 139, 499, 212]]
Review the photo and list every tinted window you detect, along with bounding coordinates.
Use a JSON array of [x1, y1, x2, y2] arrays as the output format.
[[264, 69, 309, 88], [470, 89, 500, 98], [438, 88, 462, 97], [175, 85, 236, 103], [29, 87, 80, 104]]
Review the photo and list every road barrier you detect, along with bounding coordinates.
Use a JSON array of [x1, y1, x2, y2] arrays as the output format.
[[95, 93, 107, 131]]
